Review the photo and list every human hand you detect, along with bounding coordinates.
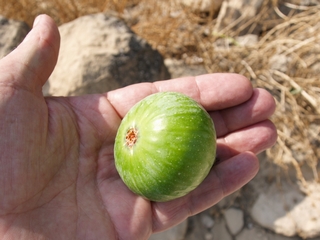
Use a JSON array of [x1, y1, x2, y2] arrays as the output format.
[[0, 15, 277, 239]]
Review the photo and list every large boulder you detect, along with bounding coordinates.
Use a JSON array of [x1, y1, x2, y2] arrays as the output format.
[[0, 15, 30, 59], [44, 13, 170, 96]]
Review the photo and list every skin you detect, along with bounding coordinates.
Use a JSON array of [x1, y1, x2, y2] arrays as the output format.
[[0, 15, 277, 240]]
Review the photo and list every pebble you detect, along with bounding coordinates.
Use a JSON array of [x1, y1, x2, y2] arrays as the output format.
[[224, 208, 244, 235], [201, 214, 215, 229], [211, 218, 233, 240], [149, 220, 188, 240]]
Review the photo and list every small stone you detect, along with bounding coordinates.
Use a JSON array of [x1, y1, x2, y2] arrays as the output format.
[[211, 218, 233, 240], [236, 34, 259, 47], [250, 186, 297, 237], [201, 214, 215, 229], [269, 54, 291, 73], [204, 232, 212, 240], [164, 58, 207, 79], [236, 228, 264, 240], [236, 227, 300, 240], [149, 220, 188, 240], [250, 182, 320, 238], [224, 208, 244, 235], [272, 234, 301, 240]]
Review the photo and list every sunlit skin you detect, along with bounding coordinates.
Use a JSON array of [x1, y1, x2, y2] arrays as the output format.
[[0, 15, 277, 239]]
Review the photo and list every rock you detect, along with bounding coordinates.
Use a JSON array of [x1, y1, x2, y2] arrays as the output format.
[[224, 207, 244, 235], [250, 183, 301, 237], [0, 15, 30, 59], [236, 34, 259, 47], [211, 217, 233, 240], [184, 213, 209, 240], [148, 220, 187, 240], [164, 59, 207, 79], [236, 227, 265, 240], [178, 0, 223, 13], [236, 227, 301, 240], [269, 54, 292, 73], [250, 182, 320, 238], [45, 13, 169, 96], [201, 213, 215, 229]]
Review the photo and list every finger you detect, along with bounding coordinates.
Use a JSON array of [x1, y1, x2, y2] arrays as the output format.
[[0, 14, 60, 94], [216, 119, 277, 161], [211, 88, 276, 137], [107, 73, 253, 118], [152, 151, 259, 232]]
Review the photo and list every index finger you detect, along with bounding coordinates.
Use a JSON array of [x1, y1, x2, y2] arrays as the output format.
[[106, 73, 253, 118]]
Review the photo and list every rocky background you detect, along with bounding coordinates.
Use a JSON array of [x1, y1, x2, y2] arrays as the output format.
[[1, 0, 320, 239]]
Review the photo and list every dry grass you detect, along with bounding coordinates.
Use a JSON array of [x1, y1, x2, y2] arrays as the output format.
[[0, 0, 319, 183], [0, 0, 134, 26]]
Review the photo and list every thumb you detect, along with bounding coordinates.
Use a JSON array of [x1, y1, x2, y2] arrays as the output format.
[[0, 14, 60, 94]]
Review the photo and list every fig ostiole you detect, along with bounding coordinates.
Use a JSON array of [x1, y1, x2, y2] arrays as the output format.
[[114, 92, 216, 202]]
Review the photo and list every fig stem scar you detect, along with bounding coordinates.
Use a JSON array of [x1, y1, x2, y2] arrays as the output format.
[[125, 127, 138, 148]]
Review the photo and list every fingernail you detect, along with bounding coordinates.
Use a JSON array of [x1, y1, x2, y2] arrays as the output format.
[[33, 15, 42, 27]]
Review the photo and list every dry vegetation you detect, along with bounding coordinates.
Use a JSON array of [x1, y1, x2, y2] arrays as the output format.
[[1, 0, 319, 184]]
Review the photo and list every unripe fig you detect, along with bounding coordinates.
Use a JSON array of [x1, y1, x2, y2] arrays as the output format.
[[114, 92, 216, 202]]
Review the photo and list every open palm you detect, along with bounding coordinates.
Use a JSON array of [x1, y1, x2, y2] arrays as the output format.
[[0, 15, 277, 240]]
